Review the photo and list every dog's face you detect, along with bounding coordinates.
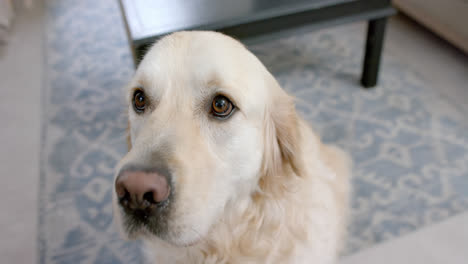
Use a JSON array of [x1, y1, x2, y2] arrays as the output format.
[[113, 31, 299, 246]]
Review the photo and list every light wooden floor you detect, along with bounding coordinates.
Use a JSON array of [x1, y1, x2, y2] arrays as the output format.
[[0, 2, 43, 263], [342, 212, 468, 264]]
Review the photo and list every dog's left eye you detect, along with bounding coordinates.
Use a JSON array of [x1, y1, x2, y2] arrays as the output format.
[[133, 89, 146, 114], [211, 95, 235, 119]]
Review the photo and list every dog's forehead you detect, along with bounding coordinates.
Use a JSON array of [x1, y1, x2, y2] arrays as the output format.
[[130, 32, 271, 118], [151, 31, 249, 67], [136, 32, 264, 93]]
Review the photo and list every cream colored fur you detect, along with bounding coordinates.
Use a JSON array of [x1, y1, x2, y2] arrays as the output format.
[[113, 31, 351, 264]]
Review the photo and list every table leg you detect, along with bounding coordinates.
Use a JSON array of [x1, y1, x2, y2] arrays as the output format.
[[133, 43, 151, 67], [361, 17, 388, 88]]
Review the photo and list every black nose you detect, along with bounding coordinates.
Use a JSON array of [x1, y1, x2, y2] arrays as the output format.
[[115, 168, 171, 212]]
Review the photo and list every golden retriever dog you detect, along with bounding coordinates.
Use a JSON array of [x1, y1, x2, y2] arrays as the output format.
[[113, 31, 351, 264]]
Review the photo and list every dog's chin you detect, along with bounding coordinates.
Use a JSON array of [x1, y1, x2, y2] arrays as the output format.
[[123, 223, 203, 248], [119, 223, 152, 240], [152, 231, 203, 248], [152, 237, 200, 248]]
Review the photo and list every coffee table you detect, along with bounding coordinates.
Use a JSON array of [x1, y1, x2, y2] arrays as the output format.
[[118, 0, 395, 88]]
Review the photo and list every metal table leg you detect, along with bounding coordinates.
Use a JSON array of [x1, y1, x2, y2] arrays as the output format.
[[361, 17, 388, 88]]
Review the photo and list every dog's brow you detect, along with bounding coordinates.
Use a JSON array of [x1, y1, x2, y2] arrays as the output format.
[[206, 78, 223, 89]]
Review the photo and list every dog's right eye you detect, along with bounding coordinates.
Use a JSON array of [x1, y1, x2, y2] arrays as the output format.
[[133, 89, 146, 114]]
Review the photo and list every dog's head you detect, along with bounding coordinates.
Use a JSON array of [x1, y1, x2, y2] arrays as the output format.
[[113, 31, 302, 246]]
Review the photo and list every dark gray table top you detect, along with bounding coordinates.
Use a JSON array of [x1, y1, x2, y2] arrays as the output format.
[[120, 0, 358, 42]]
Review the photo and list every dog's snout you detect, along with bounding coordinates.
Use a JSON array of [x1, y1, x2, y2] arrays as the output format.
[[115, 169, 171, 210]]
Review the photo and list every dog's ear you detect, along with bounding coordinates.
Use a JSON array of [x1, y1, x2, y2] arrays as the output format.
[[261, 80, 304, 182]]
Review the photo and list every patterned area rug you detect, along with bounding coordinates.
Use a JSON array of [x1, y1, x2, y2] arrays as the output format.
[[39, 0, 468, 263]]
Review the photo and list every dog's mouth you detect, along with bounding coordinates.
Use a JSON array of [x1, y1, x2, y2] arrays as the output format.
[[122, 210, 204, 248], [121, 197, 172, 238]]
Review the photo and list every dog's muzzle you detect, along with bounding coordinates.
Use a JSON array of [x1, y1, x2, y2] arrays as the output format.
[[115, 165, 172, 234]]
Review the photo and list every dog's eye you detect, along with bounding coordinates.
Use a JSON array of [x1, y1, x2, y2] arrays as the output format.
[[133, 89, 146, 113], [211, 95, 234, 119]]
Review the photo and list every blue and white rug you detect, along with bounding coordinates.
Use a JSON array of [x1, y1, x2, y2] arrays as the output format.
[[39, 0, 468, 263]]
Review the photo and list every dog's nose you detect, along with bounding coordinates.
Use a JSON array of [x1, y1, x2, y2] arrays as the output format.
[[115, 169, 170, 210]]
